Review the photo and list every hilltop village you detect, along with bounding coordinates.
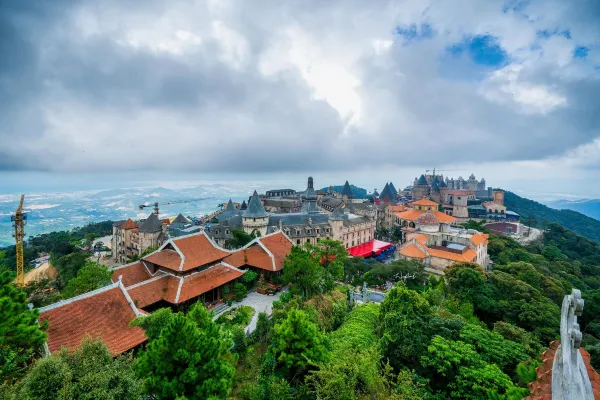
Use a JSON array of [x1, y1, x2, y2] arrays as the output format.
[[38, 173, 523, 355], [5, 172, 600, 400]]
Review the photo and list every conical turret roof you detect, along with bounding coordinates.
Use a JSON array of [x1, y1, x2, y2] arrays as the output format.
[[417, 174, 428, 186], [139, 213, 163, 233], [388, 182, 398, 197], [224, 199, 235, 211], [379, 183, 391, 201], [241, 200, 247, 210], [172, 214, 190, 224], [341, 181, 353, 198], [244, 191, 268, 218]]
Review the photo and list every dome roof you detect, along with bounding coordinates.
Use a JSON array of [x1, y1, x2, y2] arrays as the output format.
[[417, 212, 440, 225]]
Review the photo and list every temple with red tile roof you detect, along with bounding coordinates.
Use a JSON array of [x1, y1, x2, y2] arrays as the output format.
[[109, 230, 293, 311], [38, 278, 147, 356]]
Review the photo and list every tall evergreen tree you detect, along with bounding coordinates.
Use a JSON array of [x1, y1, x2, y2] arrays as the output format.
[[0, 271, 47, 383], [135, 303, 234, 399]]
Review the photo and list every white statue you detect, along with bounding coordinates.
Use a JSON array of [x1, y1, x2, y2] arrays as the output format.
[[552, 289, 594, 399]]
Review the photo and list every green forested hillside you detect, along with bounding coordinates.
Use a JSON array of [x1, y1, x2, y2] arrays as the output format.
[[504, 191, 600, 242]]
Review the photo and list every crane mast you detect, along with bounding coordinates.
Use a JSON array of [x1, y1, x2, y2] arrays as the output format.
[[11, 195, 27, 287]]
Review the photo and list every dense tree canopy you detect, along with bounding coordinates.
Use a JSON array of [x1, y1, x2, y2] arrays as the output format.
[[134, 303, 234, 399], [8, 340, 141, 400]]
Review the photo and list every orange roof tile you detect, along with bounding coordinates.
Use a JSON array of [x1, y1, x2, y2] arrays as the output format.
[[470, 233, 489, 247], [121, 219, 138, 230], [175, 265, 243, 303], [174, 234, 231, 271], [431, 211, 457, 223], [409, 198, 439, 207], [39, 285, 146, 355], [143, 249, 181, 270], [160, 218, 171, 225], [427, 248, 477, 262], [111, 262, 154, 287], [415, 234, 428, 245], [396, 209, 423, 221], [223, 232, 292, 272], [126, 276, 171, 309], [260, 232, 293, 271], [399, 244, 427, 259]]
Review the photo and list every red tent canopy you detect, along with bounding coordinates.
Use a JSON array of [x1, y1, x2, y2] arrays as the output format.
[[347, 240, 393, 258]]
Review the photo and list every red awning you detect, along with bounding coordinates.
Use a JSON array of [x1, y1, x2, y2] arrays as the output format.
[[347, 240, 393, 258]]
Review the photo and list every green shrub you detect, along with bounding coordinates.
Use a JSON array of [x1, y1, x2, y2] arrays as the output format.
[[234, 282, 248, 301]]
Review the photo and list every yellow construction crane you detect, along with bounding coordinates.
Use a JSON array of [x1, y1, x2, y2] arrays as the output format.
[[11, 195, 27, 287]]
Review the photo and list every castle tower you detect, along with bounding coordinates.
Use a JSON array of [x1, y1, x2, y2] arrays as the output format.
[[302, 176, 320, 213], [412, 174, 430, 200], [242, 190, 269, 237]]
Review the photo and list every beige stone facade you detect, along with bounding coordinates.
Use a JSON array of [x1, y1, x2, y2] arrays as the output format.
[[112, 214, 167, 264]]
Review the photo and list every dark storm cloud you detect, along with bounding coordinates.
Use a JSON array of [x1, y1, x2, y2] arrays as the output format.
[[0, 0, 599, 173]]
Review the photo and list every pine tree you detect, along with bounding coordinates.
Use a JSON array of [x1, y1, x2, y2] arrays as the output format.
[[0, 271, 47, 383], [271, 308, 328, 379], [135, 303, 234, 399]]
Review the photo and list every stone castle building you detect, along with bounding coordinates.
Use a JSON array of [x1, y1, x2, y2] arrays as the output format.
[[112, 213, 170, 264], [205, 177, 376, 250]]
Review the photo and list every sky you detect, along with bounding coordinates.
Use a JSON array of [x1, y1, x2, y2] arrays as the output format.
[[1, 0, 599, 199]]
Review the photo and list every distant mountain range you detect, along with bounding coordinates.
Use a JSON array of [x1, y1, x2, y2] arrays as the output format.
[[504, 191, 600, 242], [544, 198, 600, 221]]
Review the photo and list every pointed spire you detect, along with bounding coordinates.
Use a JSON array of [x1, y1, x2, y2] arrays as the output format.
[[241, 200, 247, 210], [224, 199, 234, 211], [341, 181, 353, 198], [244, 190, 268, 218]]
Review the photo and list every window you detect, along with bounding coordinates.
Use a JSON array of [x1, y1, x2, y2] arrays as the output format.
[[297, 239, 301, 245], [215, 230, 219, 235], [285, 229, 290, 235], [253, 218, 256, 222], [316, 228, 320, 234], [225, 229, 229, 235], [352, 241, 354, 246], [326, 228, 330, 234], [306, 228, 311, 234]]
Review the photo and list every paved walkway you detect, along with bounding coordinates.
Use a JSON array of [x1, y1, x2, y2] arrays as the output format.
[[213, 290, 284, 334]]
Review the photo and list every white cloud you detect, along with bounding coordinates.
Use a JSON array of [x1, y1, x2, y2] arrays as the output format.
[[1, 0, 600, 191]]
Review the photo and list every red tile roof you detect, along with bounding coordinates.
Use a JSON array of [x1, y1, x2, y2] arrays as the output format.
[[175, 265, 243, 303], [223, 231, 292, 272], [259, 232, 293, 271], [143, 249, 181, 270], [142, 233, 232, 272], [39, 285, 146, 355], [127, 276, 171, 309], [160, 218, 171, 225], [121, 219, 138, 230], [110, 262, 154, 287]]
